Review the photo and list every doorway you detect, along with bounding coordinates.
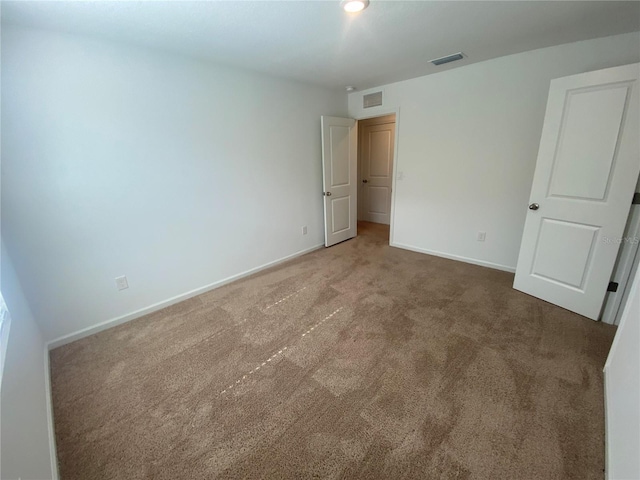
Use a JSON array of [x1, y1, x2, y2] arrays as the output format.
[[357, 114, 396, 241], [602, 178, 640, 325]]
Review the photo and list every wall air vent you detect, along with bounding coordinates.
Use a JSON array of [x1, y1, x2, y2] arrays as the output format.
[[363, 91, 383, 108], [430, 52, 465, 66]]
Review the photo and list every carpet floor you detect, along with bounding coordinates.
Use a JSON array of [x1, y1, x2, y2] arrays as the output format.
[[50, 222, 616, 480]]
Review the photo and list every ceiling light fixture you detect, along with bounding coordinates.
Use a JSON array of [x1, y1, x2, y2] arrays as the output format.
[[342, 0, 369, 13], [346, 86, 356, 92]]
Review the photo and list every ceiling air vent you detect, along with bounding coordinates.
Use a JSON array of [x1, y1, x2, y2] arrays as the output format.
[[430, 52, 465, 66], [363, 91, 383, 108]]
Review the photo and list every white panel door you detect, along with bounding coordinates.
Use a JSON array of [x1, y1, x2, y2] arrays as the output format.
[[321, 116, 357, 247], [514, 63, 640, 320], [360, 122, 395, 225]]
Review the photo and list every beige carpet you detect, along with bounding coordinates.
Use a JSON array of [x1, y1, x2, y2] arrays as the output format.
[[50, 222, 615, 480]]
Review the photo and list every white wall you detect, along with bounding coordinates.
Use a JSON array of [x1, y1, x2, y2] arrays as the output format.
[[0, 242, 57, 480], [1, 25, 346, 343], [604, 266, 640, 480], [348, 32, 640, 272]]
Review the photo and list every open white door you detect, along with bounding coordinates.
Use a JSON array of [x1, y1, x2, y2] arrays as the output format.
[[514, 63, 640, 320], [321, 116, 357, 247]]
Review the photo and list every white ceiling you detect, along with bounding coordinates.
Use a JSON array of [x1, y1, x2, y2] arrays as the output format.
[[2, 1, 639, 91]]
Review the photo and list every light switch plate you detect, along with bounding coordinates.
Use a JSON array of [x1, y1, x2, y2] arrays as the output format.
[[115, 275, 129, 290]]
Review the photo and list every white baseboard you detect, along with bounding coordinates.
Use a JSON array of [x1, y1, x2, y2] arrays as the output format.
[[603, 368, 610, 480], [47, 243, 324, 350], [44, 345, 59, 480], [390, 242, 516, 273]]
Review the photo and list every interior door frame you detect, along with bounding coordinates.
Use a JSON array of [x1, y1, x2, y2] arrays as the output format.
[[601, 187, 640, 324], [357, 114, 396, 225], [353, 107, 401, 245]]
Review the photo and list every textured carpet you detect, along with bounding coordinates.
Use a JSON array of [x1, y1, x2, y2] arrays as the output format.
[[50, 222, 616, 480]]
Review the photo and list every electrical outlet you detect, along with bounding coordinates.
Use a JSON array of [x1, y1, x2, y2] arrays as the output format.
[[477, 231, 486, 242], [302, 226, 308, 235], [115, 275, 129, 291]]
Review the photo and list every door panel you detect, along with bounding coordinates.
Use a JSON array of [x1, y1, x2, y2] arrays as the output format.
[[514, 63, 640, 320], [331, 197, 351, 233], [368, 186, 389, 214], [369, 130, 392, 177], [321, 116, 357, 247], [330, 126, 351, 186], [360, 121, 395, 225], [531, 219, 599, 289], [548, 85, 629, 200]]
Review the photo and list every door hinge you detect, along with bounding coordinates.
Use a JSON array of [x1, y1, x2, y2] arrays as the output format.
[[632, 192, 640, 205], [607, 281, 619, 293]]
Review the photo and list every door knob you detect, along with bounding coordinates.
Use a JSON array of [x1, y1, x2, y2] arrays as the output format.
[[324, 192, 332, 196], [529, 203, 539, 210], [362, 179, 368, 183]]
